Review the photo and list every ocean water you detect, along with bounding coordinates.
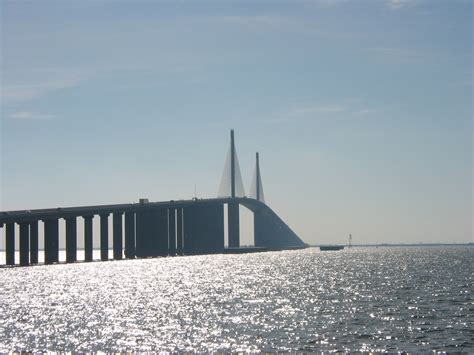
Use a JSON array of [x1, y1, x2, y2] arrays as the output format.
[[0, 247, 472, 352], [0, 249, 117, 265]]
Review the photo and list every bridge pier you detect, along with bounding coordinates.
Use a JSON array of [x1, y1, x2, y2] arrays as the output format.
[[30, 221, 39, 264], [19, 222, 30, 266], [228, 202, 240, 248], [183, 206, 194, 255], [124, 211, 135, 259], [135, 208, 168, 258], [6, 222, 15, 265], [135, 210, 147, 258], [156, 208, 168, 256], [168, 208, 176, 255], [212, 204, 225, 251], [203, 206, 212, 253], [100, 214, 109, 261], [181, 204, 224, 255], [183, 206, 196, 255], [254, 210, 267, 248], [176, 208, 183, 255], [135, 209, 152, 257], [192, 206, 209, 254], [200, 204, 224, 253], [83, 216, 94, 262], [44, 219, 59, 264], [147, 210, 158, 257], [113, 212, 123, 260], [65, 217, 77, 263]]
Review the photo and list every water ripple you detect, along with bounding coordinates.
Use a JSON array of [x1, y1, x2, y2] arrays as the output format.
[[0, 247, 473, 352]]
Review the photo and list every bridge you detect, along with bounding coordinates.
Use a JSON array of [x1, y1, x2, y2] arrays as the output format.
[[0, 130, 306, 266]]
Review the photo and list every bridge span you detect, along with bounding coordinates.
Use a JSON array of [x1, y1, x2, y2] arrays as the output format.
[[0, 130, 307, 266], [0, 197, 306, 266]]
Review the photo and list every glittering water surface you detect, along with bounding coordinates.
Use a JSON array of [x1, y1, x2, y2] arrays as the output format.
[[0, 247, 473, 352]]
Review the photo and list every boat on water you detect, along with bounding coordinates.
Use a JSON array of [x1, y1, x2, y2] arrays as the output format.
[[319, 245, 344, 251]]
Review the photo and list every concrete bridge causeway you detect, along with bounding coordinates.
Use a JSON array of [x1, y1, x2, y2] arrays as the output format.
[[0, 130, 307, 267], [0, 197, 306, 267]]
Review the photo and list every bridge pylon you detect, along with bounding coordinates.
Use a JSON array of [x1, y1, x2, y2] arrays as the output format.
[[0, 129, 308, 267], [249, 152, 265, 203], [217, 129, 244, 247], [218, 129, 245, 198]]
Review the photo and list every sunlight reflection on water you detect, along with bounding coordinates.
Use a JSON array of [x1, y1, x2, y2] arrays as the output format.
[[0, 247, 473, 352]]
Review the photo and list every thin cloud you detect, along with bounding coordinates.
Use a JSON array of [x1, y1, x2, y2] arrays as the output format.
[[8, 111, 55, 120], [216, 14, 363, 40], [302, 0, 418, 12], [218, 15, 290, 30], [2, 74, 86, 104], [387, 0, 416, 10], [354, 108, 377, 115], [276, 101, 381, 122], [301, 0, 349, 6], [291, 105, 346, 115], [367, 46, 423, 61], [255, 101, 381, 124], [344, 97, 363, 104]]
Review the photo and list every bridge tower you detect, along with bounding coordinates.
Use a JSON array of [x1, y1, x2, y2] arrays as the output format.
[[256, 152, 261, 201], [218, 129, 245, 248], [228, 130, 240, 247], [231, 129, 236, 198], [249, 152, 265, 203], [250, 152, 268, 247]]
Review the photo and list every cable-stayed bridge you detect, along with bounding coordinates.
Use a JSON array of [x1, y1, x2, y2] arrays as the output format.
[[0, 130, 306, 266]]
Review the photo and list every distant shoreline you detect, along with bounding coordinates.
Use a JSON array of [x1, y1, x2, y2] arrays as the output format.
[[0, 243, 473, 252], [310, 243, 473, 248]]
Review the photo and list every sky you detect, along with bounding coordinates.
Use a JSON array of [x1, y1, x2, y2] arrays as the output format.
[[1, 0, 472, 246]]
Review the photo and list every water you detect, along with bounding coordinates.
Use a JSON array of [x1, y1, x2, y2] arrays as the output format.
[[0, 247, 472, 352], [0, 250, 117, 265]]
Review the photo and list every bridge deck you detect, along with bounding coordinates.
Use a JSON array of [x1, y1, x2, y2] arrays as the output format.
[[0, 197, 306, 267], [0, 197, 241, 224]]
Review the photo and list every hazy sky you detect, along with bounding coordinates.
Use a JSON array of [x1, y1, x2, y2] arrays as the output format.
[[1, 0, 472, 245]]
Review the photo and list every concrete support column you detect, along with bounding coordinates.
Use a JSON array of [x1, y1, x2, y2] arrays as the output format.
[[183, 206, 194, 255], [168, 208, 176, 255], [65, 217, 77, 263], [212, 204, 225, 251], [135, 210, 148, 258], [228, 202, 240, 248], [155, 208, 169, 257], [181, 204, 224, 255], [124, 211, 135, 259], [100, 214, 109, 261], [254, 210, 266, 248], [113, 212, 123, 260], [19, 222, 30, 266], [176, 208, 183, 255], [44, 219, 59, 264], [193, 206, 207, 254], [6, 222, 15, 265], [30, 221, 39, 264], [83, 216, 94, 262], [135, 209, 166, 258], [190, 204, 224, 254]]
